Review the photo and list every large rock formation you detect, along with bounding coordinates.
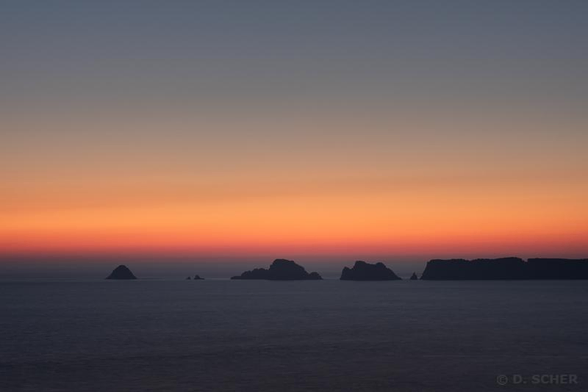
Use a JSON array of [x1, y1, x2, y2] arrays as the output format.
[[340, 261, 401, 281], [420, 257, 525, 280], [420, 258, 588, 280], [106, 265, 137, 280], [526, 258, 588, 279], [231, 259, 322, 280]]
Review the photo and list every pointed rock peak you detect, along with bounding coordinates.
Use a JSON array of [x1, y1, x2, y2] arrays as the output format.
[[410, 272, 418, 280], [106, 265, 137, 280]]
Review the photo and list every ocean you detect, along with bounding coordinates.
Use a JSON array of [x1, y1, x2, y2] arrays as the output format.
[[1, 279, 587, 391]]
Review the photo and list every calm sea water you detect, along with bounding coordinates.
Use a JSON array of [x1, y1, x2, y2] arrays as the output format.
[[1, 280, 587, 392]]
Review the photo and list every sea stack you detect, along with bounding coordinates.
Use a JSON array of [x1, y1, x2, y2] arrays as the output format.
[[231, 259, 322, 280], [340, 261, 402, 281], [106, 265, 137, 280], [193, 275, 204, 280], [410, 272, 418, 280]]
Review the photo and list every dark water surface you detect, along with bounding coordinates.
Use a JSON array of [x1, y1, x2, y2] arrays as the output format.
[[1, 280, 587, 391]]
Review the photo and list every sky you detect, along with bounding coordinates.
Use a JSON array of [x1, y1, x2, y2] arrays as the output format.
[[1, 1, 587, 276]]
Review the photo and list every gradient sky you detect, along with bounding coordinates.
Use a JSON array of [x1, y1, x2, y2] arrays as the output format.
[[1, 1, 587, 271]]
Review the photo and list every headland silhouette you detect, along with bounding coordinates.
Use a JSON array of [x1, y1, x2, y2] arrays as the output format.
[[420, 257, 588, 280]]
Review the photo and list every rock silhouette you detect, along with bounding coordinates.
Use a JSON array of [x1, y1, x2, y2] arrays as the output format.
[[527, 258, 588, 279], [340, 261, 401, 281], [193, 275, 204, 280], [231, 259, 322, 280], [186, 276, 191, 280], [105, 265, 137, 280], [410, 272, 418, 280], [420, 257, 588, 280]]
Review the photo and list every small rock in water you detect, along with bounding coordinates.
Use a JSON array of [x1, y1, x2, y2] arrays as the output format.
[[105, 265, 137, 280]]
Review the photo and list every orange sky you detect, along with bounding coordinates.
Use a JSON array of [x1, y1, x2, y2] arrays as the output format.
[[2, 2, 588, 262], [2, 112, 587, 259]]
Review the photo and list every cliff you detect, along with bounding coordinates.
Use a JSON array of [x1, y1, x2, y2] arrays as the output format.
[[420, 258, 588, 280], [526, 258, 588, 279]]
